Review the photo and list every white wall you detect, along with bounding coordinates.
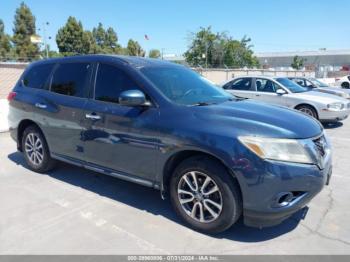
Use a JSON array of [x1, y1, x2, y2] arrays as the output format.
[[0, 99, 9, 132]]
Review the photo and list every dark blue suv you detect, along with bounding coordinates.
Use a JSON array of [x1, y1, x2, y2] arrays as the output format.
[[8, 55, 332, 233]]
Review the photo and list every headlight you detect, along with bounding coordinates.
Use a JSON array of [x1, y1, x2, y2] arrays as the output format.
[[327, 102, 344, 111], [238, 136, 313, 164]]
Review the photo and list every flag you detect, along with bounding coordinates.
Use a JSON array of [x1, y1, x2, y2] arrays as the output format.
[[144, 34, 149, 40]]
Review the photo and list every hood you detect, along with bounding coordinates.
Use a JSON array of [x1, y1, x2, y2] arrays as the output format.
[[290, 90, 349, 104], [316, 87, 350, 99], [192, 99, 323, 139]]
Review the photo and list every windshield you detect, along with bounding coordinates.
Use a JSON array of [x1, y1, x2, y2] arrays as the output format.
[[275, 78, 309, 93], [140, 66, 232, 105], [309, 78, 329, 87]]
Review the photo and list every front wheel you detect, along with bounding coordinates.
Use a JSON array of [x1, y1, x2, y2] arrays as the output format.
[[170, 156, 242, 234], [22, 125, 56, 173], [296, 105, 318, 119]]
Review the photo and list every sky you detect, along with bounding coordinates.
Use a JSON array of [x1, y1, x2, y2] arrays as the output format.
[[1, 0, 349, 56]]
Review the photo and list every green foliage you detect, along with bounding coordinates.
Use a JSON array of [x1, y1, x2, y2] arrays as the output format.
[[148, 49, 161, 58], [127, 39, 145, 57], [184, 27, 259, 68], [0, 19, 12, 59], [291, 55, 306, 70], [92, 23, 121, 54], [56, 16, 92, 55], [12, 2, 40, 60]]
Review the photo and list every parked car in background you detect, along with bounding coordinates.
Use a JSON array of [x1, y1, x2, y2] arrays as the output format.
[[335, 75, 350, 89], [289, 77, 350, 100], [8, 55, 332, 233], [222, 76, 350, 122]]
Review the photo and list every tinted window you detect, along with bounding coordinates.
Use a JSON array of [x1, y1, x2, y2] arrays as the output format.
[[94, 64, 140, 104], [22, 64, 54, 89], [230, 78, 253, 91], [141, 66, 232, 105], [256, 78, 282, 93], [275, 78, 308, 93], [51, 63, 91, 97]]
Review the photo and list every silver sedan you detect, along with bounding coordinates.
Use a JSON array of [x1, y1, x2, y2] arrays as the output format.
[[221, 76, 350, 122]]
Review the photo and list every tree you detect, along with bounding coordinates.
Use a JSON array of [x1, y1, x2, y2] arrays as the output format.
[[56, 16, 95, 55], [105, 27, 121, 53], [184, 26, 217, 67], [184, 27, 259, 68], [92, 23, 120, 54], [127, 39, 145, 57], [0, 19, 11, 59], [12, 2, 40, 61], [148, 49, 161, 58], [223, 36, 259, 68], [291, 55, 306, 70]]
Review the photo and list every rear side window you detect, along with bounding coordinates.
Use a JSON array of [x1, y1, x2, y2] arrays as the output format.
[[22, 64, 54, 89], [229, 78, 253, 91], [94, 63, 140, 103], [51, 63, 91, 98]]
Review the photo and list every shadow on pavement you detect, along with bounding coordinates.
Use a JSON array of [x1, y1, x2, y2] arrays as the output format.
[[8, 151, 305, 243], [323, 122, 343, 129]]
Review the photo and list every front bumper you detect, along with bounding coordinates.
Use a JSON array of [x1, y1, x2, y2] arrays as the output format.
[[319, 108, 350, 122], [231, 139, 332, 228]]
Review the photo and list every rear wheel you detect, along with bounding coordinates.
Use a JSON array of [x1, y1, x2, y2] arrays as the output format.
[[341, 82, 350, 89], [22, 125, 56, 173], [296, 105, 318, 119], [170, 156, 242, 234]]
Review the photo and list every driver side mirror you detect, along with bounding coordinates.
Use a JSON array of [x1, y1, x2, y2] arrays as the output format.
[[119, 90, 150, 107], [276, 89, 287, 95]]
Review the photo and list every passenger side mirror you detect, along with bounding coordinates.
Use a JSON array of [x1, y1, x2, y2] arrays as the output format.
[[119, 90, 149, 107], [276, 89, 287, 95]]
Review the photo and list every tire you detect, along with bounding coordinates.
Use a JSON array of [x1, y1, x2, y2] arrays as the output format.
[[170, 156, 242, 234], [296, 105, 318, 120], [21, 125, 56, 173], [341, 82, 350, 89]]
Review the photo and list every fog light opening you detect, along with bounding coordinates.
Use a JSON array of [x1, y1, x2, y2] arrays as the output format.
[[275, 191, 305, 208]]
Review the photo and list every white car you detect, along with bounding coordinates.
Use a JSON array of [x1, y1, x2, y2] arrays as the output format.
[[222, 76, 350, 122], [335, 75, 350, 89], [289, 77, 350, 100]]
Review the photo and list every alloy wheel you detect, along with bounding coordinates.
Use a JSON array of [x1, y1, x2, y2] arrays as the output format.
[[25, 133, 44, 166], [299, 107, 316, 118], [177, 171, 223, 223]]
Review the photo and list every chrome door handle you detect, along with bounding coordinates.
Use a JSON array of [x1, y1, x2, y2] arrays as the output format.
[[85, 113, 101, 120], [35, 103, 47, 109]]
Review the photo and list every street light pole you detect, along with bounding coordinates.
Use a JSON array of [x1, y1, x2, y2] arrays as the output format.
[[39, 22, 50, 58]]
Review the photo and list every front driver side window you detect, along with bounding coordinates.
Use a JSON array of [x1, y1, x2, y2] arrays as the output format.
[[94, 63, 142, 104], [256, 78, 281, 93]]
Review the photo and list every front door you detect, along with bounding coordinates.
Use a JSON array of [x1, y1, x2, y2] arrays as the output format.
[[82, 63, 160, 181], [253, 78, 287, 106]]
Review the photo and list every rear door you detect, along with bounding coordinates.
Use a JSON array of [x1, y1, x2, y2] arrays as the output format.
[[33, 62, 93, 161], [223, 77, 255, 99], [253, 78, 287, 106], [81, 62, 160, 181]]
